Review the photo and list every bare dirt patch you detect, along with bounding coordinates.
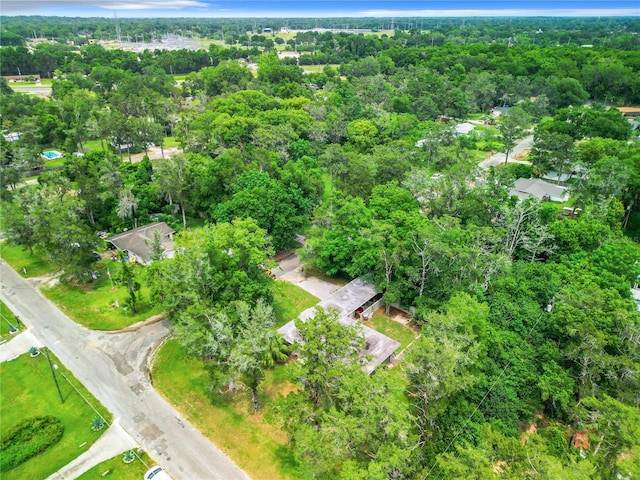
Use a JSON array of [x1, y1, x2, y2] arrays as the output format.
[[120, 146, 183, 163]]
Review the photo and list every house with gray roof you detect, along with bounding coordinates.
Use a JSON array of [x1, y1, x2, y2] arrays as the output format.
[[106, 222, 175, 265], [509, 178, 569, 203], [278, 278, 400, 374]]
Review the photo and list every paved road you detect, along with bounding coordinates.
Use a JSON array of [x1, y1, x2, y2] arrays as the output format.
[[0, 260, 250, 480], [479, 134, 534, 170]]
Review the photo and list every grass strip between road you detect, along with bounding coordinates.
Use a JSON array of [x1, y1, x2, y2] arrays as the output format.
[[152, 338, 304, 480], [76, 449, 155, 480]]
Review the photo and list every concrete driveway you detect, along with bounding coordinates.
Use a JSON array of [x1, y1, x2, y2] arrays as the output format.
[[479, 134, 534, 170], [273, 251, 342, 301], [0, 260, 250, 480]]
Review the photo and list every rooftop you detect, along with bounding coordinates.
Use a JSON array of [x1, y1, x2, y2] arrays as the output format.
[[278, 278, 400, 374], [106, 222, 175, 265], [509, 178, 569, 202]]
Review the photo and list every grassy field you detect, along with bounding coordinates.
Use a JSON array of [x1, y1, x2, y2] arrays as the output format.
[[76, 449, 155, 480], [300, 64, 340, 73], [271, 280, 318, 328], [0, 299, 22, 341], [83, 139, 105, 152], [152, 339, 303, 480], [151, 280, 322, 480], [0, 351, 111, 480], [162, 136, 180, 148], [41, 260, 163, 330], [0, 242, 55, 277], [367, 310, 419, 351]]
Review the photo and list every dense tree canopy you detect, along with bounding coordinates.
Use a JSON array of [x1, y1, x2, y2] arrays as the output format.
[[2, 16, 640, 479]]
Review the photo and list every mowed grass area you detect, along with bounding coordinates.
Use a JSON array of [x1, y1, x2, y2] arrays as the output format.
[[367, 309, 419, 351], [0, 351, 111, 480], [272, 280, 318, 328], [300, 64, 340, 73], [76, 450, 155, 480], [152, 280, 320, 480], [42, 261, 163, 330], [0, 242, 55, 278], [153, 339, 303, 480], [0, 299, 23, 341]]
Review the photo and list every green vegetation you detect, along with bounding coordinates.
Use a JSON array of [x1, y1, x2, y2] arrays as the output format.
[[41, 261, 163, 330], [1, 416, 65, 473], [0, 300, 21, 340], [0, 242, 54, 277], [272, 280, 318, 328], [367, 311, 418, 351], [152, 338, 301, 480], [0, 352, 111, 480], [1, 15, 639, 479], [76, 450, 154, 480]]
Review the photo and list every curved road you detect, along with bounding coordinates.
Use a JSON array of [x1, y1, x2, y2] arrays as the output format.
[[0, 261, 250, 480]]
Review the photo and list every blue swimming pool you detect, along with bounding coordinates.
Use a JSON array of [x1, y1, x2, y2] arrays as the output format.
[[41, 151, 64, 160]]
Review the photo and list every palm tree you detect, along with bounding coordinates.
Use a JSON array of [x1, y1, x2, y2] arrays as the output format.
[[117, 187, 138, 228]]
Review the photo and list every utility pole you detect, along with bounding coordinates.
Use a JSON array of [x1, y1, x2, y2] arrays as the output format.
[[44, 348, 64, 403]]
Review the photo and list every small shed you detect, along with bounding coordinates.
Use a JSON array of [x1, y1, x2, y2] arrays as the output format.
[[106, 222, 175, 265]]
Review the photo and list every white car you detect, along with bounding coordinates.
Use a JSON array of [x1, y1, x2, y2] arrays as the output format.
[[430, 173, 444, 180], [144, 466, 171, 480]]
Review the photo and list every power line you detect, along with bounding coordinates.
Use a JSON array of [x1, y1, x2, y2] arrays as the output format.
[[423, 310, 549, 479]]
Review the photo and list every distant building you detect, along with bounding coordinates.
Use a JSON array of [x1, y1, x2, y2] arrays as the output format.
[[278, 278, 399, 374], [454, 122, 476, 135], [509, 178, 570, 203], [3, 132, 21, 142], [2, 75, 41, 82], [106, 222, 175, 265]]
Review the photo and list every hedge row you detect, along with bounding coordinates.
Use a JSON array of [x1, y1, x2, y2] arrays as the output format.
[[0, 416, 64, 472]]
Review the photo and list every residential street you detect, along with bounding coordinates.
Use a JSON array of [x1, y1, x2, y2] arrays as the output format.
[[478, 134, 534, 169], [0, 260, 250, 480]]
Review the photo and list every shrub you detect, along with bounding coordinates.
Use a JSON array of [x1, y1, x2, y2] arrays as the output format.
[[0, 416, 64, 472], [91, 416, 106, 431], [122, 450, 135, 463]]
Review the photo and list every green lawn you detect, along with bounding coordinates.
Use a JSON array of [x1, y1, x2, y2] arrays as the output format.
[[152, 339, 304, 480], [41, 261, 163, 330], [162, 136, 180, 148], [83, 139, 106, 152], [0, 351, 111, 480], [367, 311, 419, 351], [76, 450, 155, 480], [0, 299, 22, 341], [0, 242, 56, 277], [300, 64, 340, 73], [272, 281, 318, 328], [151, 280, 320, 479]]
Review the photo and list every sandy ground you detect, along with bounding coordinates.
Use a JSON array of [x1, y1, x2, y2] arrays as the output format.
[[119, 145, 183, 163]]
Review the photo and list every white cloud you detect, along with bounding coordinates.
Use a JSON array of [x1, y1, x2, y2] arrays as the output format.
[[1, 0, 209, 13]]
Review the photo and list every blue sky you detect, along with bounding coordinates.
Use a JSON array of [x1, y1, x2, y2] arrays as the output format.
[[2, 0, 639, 17]]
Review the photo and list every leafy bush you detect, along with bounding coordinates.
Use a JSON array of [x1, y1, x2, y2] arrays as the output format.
[[0, 416, 64, 472], [122, 450, 135, 463], [91, 416, 106, 431]]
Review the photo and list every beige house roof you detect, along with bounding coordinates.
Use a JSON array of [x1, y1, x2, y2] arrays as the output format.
[[509, 178, 569, 202], [278, 278, 400, 374], [106, 222, 175, 265]]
